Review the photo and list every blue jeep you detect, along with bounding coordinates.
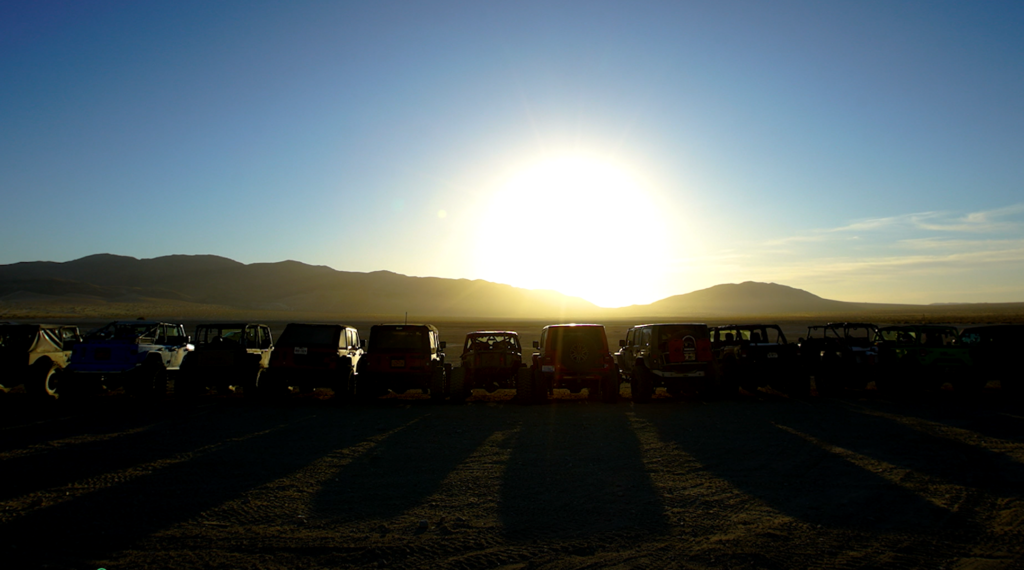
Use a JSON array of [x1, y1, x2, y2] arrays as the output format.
[[68, 320, 193, 397]]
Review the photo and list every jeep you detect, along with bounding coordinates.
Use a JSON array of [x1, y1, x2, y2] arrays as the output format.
[[451, 331, 523, 402], [68, 320, 193, 396], [177, 323, 274, 397], [357, 324, 449, 401], [0, 323, 81, 399], [616, 323, 714, 402], [875, 325, 973, 394], [711, 324, 800, 395], [960, 324, 1024, 398], [525, 324, 618, 403], [802, 322, 880, 395], [262, 324, 363, 398]]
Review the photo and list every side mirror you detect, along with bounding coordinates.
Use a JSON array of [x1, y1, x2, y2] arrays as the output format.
[[440, 341, 446, 350], [361, 339, 366, 349], [532, 340, 539, 349], [619, 339, 626, 348]]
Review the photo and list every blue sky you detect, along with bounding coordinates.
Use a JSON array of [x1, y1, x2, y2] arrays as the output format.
[[2, 1, 1023, 306]]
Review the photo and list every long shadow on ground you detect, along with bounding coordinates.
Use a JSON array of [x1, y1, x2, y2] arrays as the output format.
[[635, 399, 966, 533], [0, 398, 261, 502], [792, 399, 1024, 501], [499, 401, 667, 541], [0, 400, 429, 569], [310, 403, 508, 522]]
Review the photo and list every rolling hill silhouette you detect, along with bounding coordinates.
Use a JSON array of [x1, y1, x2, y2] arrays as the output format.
[[618, 281, 897, 317], [1, 254, 1020, 320], [0, 254, 600, 319]]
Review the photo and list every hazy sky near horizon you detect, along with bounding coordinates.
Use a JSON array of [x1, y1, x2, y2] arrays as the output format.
[[3, 1, 1023, 307]]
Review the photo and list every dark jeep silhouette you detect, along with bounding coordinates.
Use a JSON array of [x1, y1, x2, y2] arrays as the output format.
[[616, 323, 715, 402], [263, 323, 363, 399], [357, 324, 449, 402], [711, 324, 800, 396], [178, 323, 274, 397], [451, 331, 522, 403], [960, 324, 1024, 399], [875, 325, 972, 395], [525, 324, 618, 404]]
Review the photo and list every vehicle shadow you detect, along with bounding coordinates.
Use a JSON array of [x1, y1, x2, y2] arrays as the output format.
[[0, 400, 427, 569], [499, 402, 668, 541], [634, 399, 965, 533], [867, 393, 1024, 445], [0, 397, 265, 502], [816, 399, 1024, 498], [309, 403, 508, 522]]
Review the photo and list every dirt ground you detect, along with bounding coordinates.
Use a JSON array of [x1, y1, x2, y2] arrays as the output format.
[[1, 384, 1023, 570]]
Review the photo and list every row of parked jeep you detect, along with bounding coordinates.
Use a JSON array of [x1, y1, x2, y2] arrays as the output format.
[[0, 319, 1020, 402]]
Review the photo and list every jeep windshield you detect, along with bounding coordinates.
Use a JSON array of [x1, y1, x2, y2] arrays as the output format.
[[465, 333, 519, 352], [277, 325, 339, 348], [717, 327, 784, 344], [0, 326, 38, 351], [195, 325, 245, 345], [87, 322, 158, 342], [842, 324, 877, 346], [544, 327, 598, 347], [370, 328, 430, 353]]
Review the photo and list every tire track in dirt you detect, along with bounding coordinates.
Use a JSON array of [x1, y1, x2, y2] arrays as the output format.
[[0, 422, 293, 523], [0, 423, 158, 460]]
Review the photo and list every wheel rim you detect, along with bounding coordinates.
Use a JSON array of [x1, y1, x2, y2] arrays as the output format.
[[44, 368, 59, 398]]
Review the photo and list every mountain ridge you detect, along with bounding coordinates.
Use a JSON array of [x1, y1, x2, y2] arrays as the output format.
[[1, 254, 1021, 320]]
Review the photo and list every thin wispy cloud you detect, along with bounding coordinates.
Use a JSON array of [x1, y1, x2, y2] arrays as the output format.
[[764, 203, 1024, 248]]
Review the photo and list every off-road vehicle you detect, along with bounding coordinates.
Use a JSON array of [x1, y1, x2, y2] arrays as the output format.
[[524, 324, 618, 404], [262, 324, 362, 398], [802, 322, 880, 395], [711, 324, 800, 395], [616, 323, 714, 402], [450, 331, 522, 402], [0, 323, 81, 399], [357, 324, 449, 402], [960, 324, 1024, 398], [177, 323, 274, 397], [68, 320, 193, 397], [875, 325, 973, 395]]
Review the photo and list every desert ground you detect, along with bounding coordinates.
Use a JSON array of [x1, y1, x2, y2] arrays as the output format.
[[3, 316, 1024, 569], [2, 380, 1024, 569]]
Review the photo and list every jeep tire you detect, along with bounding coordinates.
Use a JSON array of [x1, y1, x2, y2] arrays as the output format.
[[449, 367, 468, 403], [600, 371, 619, 403], [27, 359, 60, 400], [332, 363, 355, 401], [632, 364, 654, 403], [516, 367, 541, 404], [430, 365, 447, 403]]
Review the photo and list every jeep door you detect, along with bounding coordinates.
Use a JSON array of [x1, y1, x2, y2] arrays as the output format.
[[162, 324, 192, 370], [617, 328, 638, 377]]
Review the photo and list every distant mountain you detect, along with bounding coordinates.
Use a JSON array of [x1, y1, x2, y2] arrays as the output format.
[[1, 255, 1021, 320], [618, 281, 905, 317], [0, 254, 601, 319]]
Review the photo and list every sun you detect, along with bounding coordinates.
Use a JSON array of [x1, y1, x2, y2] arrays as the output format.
[[474, 152, 670, 307]]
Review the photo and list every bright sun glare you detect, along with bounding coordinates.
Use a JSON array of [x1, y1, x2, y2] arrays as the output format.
[[475, 153, 670, 307]]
